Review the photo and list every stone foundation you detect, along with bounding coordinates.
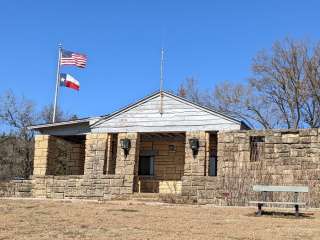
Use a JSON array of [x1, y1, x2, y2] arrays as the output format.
[[0, 180, 32, 198], [0, 175, 130, 200], [31, 175, 129, 200], [181, 176, 226, 204]]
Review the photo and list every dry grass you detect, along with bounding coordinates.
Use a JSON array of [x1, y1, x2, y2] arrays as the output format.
[[0, 199, 319, 240]]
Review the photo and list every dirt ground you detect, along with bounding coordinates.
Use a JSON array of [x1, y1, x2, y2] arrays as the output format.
[[0, 199, 319, 240]]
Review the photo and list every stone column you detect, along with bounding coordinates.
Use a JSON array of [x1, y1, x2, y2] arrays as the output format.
[[115, 132, 140, 193], [33, 135, 56, 175], [84, 133, 109, 177], [184, 131, 207, 176]]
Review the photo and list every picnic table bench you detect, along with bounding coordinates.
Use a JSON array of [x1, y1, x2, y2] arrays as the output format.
[[249, 185, 309, 217]]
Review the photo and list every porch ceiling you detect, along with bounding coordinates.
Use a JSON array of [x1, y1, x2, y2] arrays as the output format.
[[55, 135, 86, 144], [140, 132, 185, 141]]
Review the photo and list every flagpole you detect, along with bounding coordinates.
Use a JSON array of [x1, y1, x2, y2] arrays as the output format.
[[52, 43, 62, 123], [159, 48, 164, 114]]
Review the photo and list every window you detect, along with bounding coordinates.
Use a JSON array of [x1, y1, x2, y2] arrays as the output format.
[[208, 133, 218, 176], [250, 136, 265, 162], [209, 156, 217, 176], [138, 156, 154, 176]]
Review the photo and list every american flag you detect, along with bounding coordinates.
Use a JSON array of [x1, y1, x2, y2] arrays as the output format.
[[60, 49, 87, 68]]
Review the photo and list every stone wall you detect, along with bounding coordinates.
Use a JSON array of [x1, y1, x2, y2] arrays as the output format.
[[182, 129, 320, 207], [0, 180, 32, 198], [0, 175, 131, 200], [29, 133, 138, 200], [184, 131, 207, 176], [181, 176, 226, 204], [31, 175, 127, 200]]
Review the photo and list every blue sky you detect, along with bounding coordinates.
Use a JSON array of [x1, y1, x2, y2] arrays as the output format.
[[1, 0, 320, 118]]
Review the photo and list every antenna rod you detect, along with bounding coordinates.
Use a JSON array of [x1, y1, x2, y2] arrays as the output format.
[[160, 48, 164, 92], [160, 48, 164, 114]]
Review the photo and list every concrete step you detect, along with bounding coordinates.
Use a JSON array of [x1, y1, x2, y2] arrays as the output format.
[[131, 193, 187, 204], [131, 193, 160, 202]]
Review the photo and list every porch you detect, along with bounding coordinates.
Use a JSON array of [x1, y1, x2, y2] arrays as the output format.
[[136, 132, 186, 194], [31, 131, 218, 198]]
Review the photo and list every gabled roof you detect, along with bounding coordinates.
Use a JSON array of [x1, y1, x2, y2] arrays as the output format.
[[91, 90, 246, 128], [29, 90, 249, 131]]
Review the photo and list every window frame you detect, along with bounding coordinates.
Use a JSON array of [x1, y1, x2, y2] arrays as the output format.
[[250, 136, 265, 162]]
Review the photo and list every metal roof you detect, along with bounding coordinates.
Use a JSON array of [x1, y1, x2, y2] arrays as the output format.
[[28, 117, 98, 130]]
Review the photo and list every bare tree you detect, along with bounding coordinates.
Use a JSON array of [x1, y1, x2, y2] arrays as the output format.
[[0, 91, 37, 178], [250, 38, 320, 128], [0, 90, 38, 141], [212, 81, 278, 129], [40, 104, 76, 123], [250, 39, 307, 129], [0, 90, 77, 179], [178, 38, 320, 129], [178, 77, 206, 104], [301, 42, 320, 128]]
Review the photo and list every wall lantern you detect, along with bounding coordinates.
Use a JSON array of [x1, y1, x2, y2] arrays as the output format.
[[120, 138, 131, 156], [189, 138, 199, 155]]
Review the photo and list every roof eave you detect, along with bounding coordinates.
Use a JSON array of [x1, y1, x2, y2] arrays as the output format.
[[28, 119, 91, 130]]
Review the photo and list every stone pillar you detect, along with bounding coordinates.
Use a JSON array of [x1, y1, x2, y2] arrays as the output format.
[[33, 135, 56, 175], [115, 133, 140, 193], [84, 133, 109, 177], [184, 131, 207, 176]]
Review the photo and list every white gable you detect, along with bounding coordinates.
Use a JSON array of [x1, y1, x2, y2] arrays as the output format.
[[91, 93, 241, 133]]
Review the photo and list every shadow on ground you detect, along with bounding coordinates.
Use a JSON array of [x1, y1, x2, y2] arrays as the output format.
[[246, 211, 314, 219]]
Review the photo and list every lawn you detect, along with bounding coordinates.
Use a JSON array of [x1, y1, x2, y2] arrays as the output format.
[[0, 199, 319, 240]]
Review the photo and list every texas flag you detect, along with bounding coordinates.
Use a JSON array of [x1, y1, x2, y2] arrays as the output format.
[[60, 73, 80, 91]]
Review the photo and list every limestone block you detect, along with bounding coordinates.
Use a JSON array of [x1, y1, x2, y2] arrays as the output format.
[[300, 136, 311, 144], [222, 134, 234, 143], [281, 133, 299, 144]]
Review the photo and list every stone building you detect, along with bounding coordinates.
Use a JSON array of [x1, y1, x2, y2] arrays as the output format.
[[27, 91, 247, 199], [3, 90, 319, 207]]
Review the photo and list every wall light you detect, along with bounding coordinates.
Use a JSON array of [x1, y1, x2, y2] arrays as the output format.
[[189, 138, 199, 155], [120, 138, 131, 156]]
